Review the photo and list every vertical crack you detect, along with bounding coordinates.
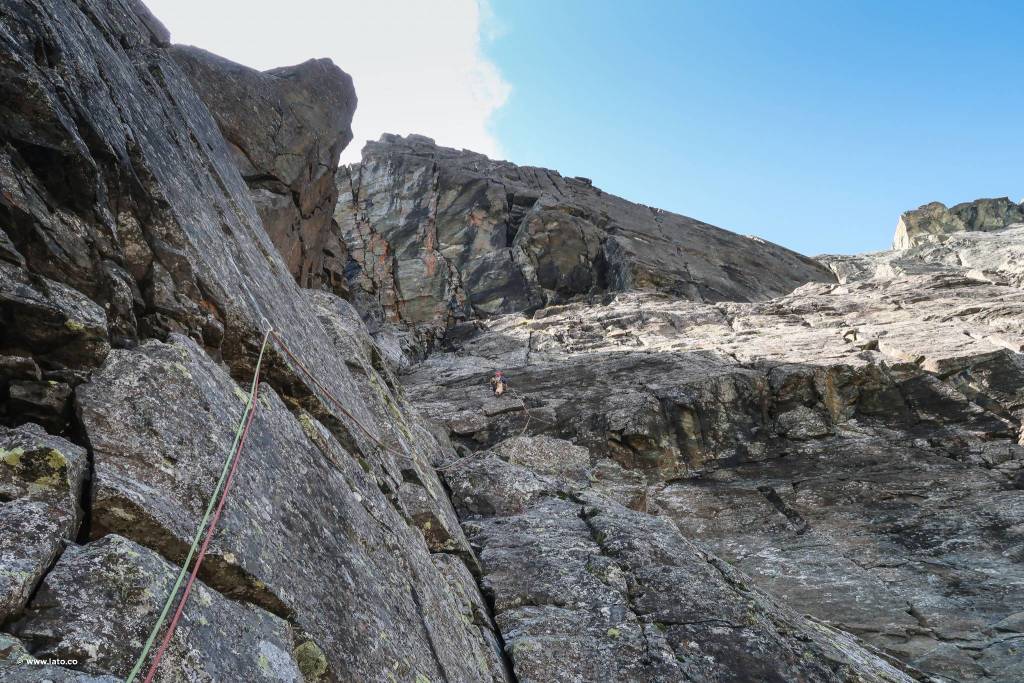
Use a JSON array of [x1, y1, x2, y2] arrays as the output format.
[[757, 485, 810, 534]]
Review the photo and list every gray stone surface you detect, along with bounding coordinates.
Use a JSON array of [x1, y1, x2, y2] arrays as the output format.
[[1, 631, 119, 682], [654, 429, 1024, 681], [411, 256, 1024, 681], [335, 134, 835, 356], [0, 0, 384, 448], [827, 222, 1024, 289], [171, 46, 357, 296], [0, 425, 86, 624], [0, 3, 507, 681], [1, 1, 1021, 681], [441, 438, 917, 682], [10, 534, 302, 681], [75, 333, 507, 682]]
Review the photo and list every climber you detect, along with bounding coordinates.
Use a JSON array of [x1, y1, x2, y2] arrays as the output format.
[[490, 370, 508, 396]]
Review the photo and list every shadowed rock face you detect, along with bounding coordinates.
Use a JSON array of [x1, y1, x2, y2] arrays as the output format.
[[893, 198, 1024, 249], [334, 134, 835, 356], [0, 2, 506, 681], [171, 46, 357, 297]]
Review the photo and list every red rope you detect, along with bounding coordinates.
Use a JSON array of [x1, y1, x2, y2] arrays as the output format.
[[142, 377, 263, 683], [140, 331, 411, 679], [270, 331, 404, 459]]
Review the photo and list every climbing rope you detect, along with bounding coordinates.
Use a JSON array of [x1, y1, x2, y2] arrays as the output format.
[[269, 330, 410, 462], [129, 326, 420, 681], [128, 327, 537, 678], [127, 328, 273, 683]]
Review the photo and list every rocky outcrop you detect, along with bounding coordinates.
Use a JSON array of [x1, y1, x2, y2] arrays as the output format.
[[411, 262, 1024, 680], [893, 197, 1024, 249], [0, 425, 86, 624], [171, 46, 357, 297], [10, 534, 304, 681], [827, 221, 1024, 289], [2, 1, 1020, 681], [335, 134, 835, 356], [67, 332, 501, 681], [0, 2, 505, 681]]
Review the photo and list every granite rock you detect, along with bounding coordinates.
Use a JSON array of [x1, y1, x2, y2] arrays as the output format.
[[0, 425, 86, 624], [171, 46, 357, 296], [335, 134, 835, 356], [893, 197, 1024, 249]]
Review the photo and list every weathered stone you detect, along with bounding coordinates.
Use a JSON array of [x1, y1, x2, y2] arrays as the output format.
[[0, 424, 86, 623], [1, 631, 119, 682], [445, 438, 918, 682], [2, 2, 1022, 681], [654, 429, 1024, 678], [0, 0, 380, 439], [398, 480, 471, 556], [171, 46, 357, 296], [412, 239, 1024, 681], [0, 356, 41, 382], [490, 434, 591, 483], [335, 135, 835, 356], [444, 455, 557, 518], [7, 380, 71, 430], [10, 534, 302, 681], [0, 262, 110, 371], [893, 197, 1024, 249], [828, 221, 1024, 292], [431, 553, 511, 683], [76, 334, 505, 682]]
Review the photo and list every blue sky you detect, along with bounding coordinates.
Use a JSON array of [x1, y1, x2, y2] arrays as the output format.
[[149, 0, 1020, 256], [483, 0, 1023, 255]]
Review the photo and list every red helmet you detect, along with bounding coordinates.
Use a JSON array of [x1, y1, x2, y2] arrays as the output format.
[[494, 370, 504, 377]]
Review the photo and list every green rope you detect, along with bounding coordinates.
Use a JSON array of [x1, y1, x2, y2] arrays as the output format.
[[126, 327, 273, 683]]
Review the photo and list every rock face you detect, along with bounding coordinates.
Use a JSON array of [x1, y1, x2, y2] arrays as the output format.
[[10, 534, 304, 681], [335, 134, 835, 356], [171, 46, 357, 296], [411, 259, 1024, 680], [0, 2, 505, 681], [1, 1, 1020, 682], [893, 197, 1024, 249], [827, 221, 1024, 288], [441, 439, 917, 683], [71, 332, 501, 681], [0, 425, 86, 624]]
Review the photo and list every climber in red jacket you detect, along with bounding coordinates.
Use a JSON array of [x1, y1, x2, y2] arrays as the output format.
[[490, 370, 507, 396]]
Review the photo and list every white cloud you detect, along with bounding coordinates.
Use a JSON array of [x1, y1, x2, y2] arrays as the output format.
[[144, 0, 510, 162]]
